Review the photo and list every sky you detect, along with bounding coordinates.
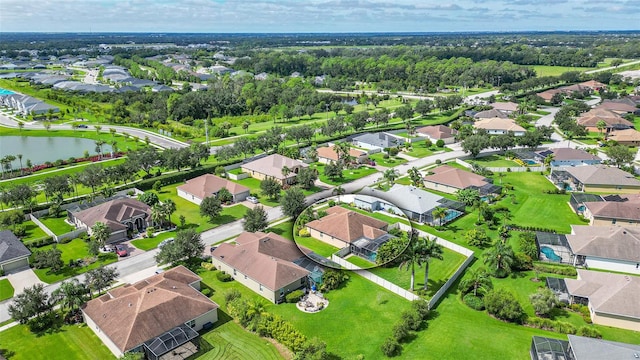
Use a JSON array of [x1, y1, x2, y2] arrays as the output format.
[[1, 0, 639, 33]]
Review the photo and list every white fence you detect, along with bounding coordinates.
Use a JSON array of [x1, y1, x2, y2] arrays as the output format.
[[29, 213, 87, 242], [330, 255, 421, 301], [486, 166, 546, 173]]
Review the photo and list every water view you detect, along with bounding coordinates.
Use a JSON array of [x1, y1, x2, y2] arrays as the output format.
[[0, 136, 99, 166]]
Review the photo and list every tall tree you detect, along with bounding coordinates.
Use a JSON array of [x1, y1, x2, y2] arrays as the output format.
[[459, 267, 493, 297], [605, 144, 635, 168], [52, 279, 89, 311], [398, 231, 424, 291], [200, 196, 222, 223], [85, 266, 119, 297], [383, 169, 399, 185], [482, 240, 515, 278], [91, 222, 111, 248], [260, 178, 282, 200], [408, 167, 423, 187], [8, 284, 53, 324], [418, 237, 444, 291], [243, 206, 268, 232], [280, 186, 306, 219], [155, 228, 204, 265]]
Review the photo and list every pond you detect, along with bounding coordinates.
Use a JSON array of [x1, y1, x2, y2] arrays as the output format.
[[0, 136, 101, 166]]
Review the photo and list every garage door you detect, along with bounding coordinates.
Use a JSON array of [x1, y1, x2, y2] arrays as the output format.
[[2, 258, 29, 273]]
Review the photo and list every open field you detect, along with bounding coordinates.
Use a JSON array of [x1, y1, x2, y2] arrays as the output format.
[[309, 163, 378, 185], [531, 65, 594, 77]]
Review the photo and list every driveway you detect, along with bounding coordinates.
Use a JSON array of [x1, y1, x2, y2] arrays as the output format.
[[6, 268, 46, 296]]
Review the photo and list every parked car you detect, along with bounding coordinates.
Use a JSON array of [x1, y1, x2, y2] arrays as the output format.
[[115, 244, 128, 257], [158, 237, 174, 248], [246, 196, 259, 204]]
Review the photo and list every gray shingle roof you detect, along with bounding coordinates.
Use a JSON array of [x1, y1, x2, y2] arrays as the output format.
[[565, 165, 640, 187], [0, 230, 31, 264], [568, 335, 640, 360], [358, 185, 447, 214]]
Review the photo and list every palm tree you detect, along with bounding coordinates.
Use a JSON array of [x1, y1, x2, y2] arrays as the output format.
[[332, 185, 346, 203], [383, 169, 399, 185], [245, 299, 268, 331], [408, 167, 422, 187], [109, 128, 117, 138], [17, 154, 23, 175], [43, 121, 51, 131], [94, 125, 102, 134], [162, 199, 176, 227], [333, 142, 351, 166], [459, 267, 492, 296], [71, 123, 79, 131], [398, 230, 425, 291], [242, 121, 250, 134], [431, 207, 448, 227], [151, 204, 165, 228], [418, 237, 444, 291], [91, 222, 111, 248], [544, 154, 555, 173], [110, 140, 118, 156], [52, 279, 89, 311], [596, 120, 607, 140], [482, 240, 515, 277], [281, 166, 291, 179], [95, 140, 105, 160], [17, 122, 24, 133]]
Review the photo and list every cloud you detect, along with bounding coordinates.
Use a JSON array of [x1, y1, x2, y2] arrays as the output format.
[[0, 0, 638, 32]]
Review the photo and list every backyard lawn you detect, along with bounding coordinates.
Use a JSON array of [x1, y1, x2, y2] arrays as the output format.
[[19, 220, 49, 243], [369, 153, 407, 167], [369, 247, 466, 297], [0, 323, 114, 360], [469, 154, 519, 167], [294, 233, 341, 258], [33, 238, 118, 283], [38, 215, 74, 236], [0, 279, 15, 301], [309, 163, 378, 185]]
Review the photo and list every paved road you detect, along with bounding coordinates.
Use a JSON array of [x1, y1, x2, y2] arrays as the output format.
[[584, 59, 640, 74], [0, 112, 188, 149]]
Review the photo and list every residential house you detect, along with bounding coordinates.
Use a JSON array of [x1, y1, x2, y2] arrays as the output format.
[[473, 109, 509, 119], [356, 185, 466, 225], [82, 266, 219, 359], [316, 145, 368, 165], [536, 148, 601, 167], [177, 174, 250, 205], [564, 269, 640, 331], [607, 128, 640, 146], [551, 165, 640, 193], [596, 100, 637, 115], [211, 232, 320, 303], [536, 89, 562, 102], [68, 198, 152, 243], [530, 335, 640, 360], [489, 101, 518, 114], [576, 108, 633, 133], [306, 206, 395, 262], [0, 230, 31, 273], [579, 80, 607, 91], [240, 154, 309, 185], [473, 117, 527, 136], [422, 165, 501, 195], [416, 125, 458, 144], [565, 225, 640, 274], [350, 132, 405, 152], [582, 196, 640, 226]]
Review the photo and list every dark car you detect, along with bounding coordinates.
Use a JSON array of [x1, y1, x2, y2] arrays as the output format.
[[115, 244, 128, 257], [77, 124, 89, 128]]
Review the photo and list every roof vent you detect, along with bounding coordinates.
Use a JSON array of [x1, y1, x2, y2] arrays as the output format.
[[172, 286, 176, 289], [128, 303, 132, 307]]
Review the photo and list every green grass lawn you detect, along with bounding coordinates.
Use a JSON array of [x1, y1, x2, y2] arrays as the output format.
[[369, 248, 466, 297], [345, 255, 376, 268], [309, 163, 378, 185], [38, 215, 74, 236], [19, 220, 49, 243], [369, 153, 407, 167], [530, 65, 594, 77], [194, 315, 284, 360], [0, 323, 114, 360], [0, 279, 15, 301], [294, 234, 341, 257], [404, 144, 441, 158], [470, 155, 520, 167], [33, 238, 118, 283]]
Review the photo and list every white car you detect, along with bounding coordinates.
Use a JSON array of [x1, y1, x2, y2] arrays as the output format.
[[246, 196, 259, 204]]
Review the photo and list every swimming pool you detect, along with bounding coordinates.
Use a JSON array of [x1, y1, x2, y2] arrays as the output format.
[[540, 246, 562, 262], [444, 209, 463, 222], [524, 159, 537, 165], [0, 88, 15, 95]]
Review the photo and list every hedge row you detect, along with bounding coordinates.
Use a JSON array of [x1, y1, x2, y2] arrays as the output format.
[[533, 263, 577, 276]]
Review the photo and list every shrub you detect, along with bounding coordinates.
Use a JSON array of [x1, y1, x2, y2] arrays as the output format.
[[530, 287, 560, 317], [285, 290, 304, 303], [436, 139, 445, 147], [435, 159, 442, 164], [518, 232, 539, 260], [525, 317, 576, 334], [97, 252, 117, 262], [484, 289, 525, 323], [216, 271, 233, 282], [224, 289, 241, 304], [328, 200, 336, 207], [533, 263, 577, 276], [383, 153, 390, 159], [392, 322, 410, 342], [513, 252, 533, 271], [201, 262, 216, 271], [298, 228, 310, 237], [577, 326, 602, 338], [463, 293, 485, 310], [13, 224, 27, 237], [411, 300, 430, 319], [201, 288, 212, 297], [381, 337, 401, 357], [401, 309, 423, 331], [388, 148, 399, 157], [146, 226, 155, 238]]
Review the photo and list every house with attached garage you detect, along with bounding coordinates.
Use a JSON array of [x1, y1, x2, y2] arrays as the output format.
[[240, 154, 309, 186], [350, 132, 405, 152], [536, 148, 601, 167], [415, 125, 458, 144], [356, 185, 466, 226], [177, 174, 250, 205], [81, 266, 219, 359], [0, 230, 31, 273], [550, 165, 640, 194], [473, 117, 526, 136], [565, 225, 640, 274], [422, 165, 502, 196], [211, 231, 324, 303]]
